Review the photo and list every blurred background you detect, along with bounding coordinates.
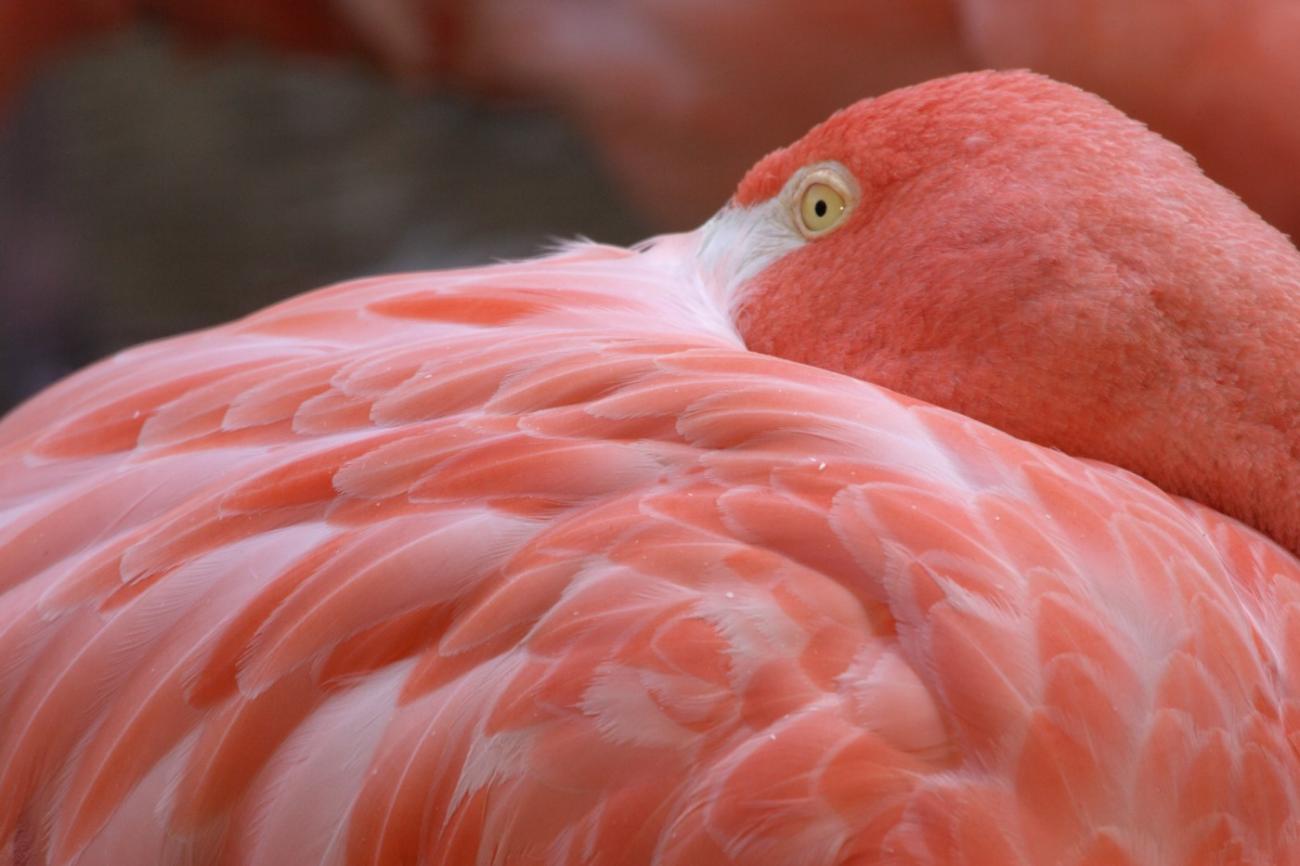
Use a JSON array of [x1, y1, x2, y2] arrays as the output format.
[[2, 0, 1298, 412], [0, 26, 649, 411]]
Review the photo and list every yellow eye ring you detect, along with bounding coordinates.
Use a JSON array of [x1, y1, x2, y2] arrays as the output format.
[[793, 171, 854, 238]]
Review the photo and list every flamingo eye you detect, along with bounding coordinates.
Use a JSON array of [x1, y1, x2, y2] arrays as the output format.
[[793, 170, 854, 238]]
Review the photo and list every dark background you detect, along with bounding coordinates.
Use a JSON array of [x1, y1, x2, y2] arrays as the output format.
[[0, 30, 646, 411]]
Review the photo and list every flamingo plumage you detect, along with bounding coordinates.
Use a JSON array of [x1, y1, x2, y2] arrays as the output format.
[[1, 71, 1299, 865]]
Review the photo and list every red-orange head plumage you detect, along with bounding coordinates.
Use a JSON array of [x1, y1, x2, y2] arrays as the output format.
[[731, 70, 1300, 555]]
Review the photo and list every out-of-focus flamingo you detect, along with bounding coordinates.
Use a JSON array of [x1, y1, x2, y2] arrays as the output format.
[[448, 0, 1300, 233], [1, 71, 1298, 865], [7, 1, 1298, 237], [0, 0, 973, 225]]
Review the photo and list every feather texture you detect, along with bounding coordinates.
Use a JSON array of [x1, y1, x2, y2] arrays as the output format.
[[1, 239, 1297, 865], [5, 70, 1300, 865]]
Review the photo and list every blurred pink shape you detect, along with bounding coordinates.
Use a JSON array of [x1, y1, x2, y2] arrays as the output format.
[[2, 0, 1298, 237]]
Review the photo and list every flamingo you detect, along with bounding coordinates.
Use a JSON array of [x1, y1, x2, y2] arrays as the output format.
[[1, 71, 1299, 865]]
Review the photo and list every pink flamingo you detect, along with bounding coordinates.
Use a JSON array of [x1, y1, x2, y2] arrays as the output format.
[[1, 71, 1298, 865]]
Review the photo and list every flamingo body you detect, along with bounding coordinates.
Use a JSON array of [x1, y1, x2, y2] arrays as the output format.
[[3, 72, 1300, 865], [3, 242, 1300, 866]]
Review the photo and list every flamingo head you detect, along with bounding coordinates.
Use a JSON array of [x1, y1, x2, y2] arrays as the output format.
[[701, 70, 1300, 555]]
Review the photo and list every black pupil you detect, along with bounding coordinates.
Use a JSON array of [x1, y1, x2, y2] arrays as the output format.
[[814, 198, 828, 218]]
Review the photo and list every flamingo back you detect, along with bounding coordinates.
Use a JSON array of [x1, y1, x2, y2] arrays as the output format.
[[1, 240, 1298, 865]]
